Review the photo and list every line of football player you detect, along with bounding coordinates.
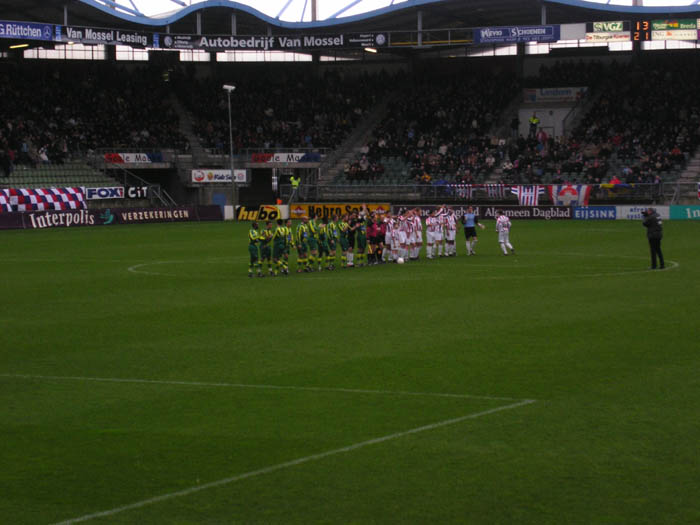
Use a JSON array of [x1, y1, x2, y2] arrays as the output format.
[[246, 205, 513, 277]]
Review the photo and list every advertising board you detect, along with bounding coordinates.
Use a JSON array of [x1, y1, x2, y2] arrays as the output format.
[[573, 206, 617, 220], [616, 206, 669, 220], [192, 169, 247, 183], [0, 206, 222, 230], [392, 205, 572, 220], [289, 203, 391, 219], [670, 205, 700, 220]]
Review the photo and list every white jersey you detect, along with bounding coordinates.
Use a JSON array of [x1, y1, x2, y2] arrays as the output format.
[[425, 216, 438, 233], [446, 213, 457, 232], [413, 215, 422, 232], [496, 215, 512, 233]]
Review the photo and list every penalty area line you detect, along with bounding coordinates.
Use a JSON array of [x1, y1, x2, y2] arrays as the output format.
[[52, 399, 535, 525]]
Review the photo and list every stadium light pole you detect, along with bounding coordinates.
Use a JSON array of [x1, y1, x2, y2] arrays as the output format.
[[223, 84, 238, 220]]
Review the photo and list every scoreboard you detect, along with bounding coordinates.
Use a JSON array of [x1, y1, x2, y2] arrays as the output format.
[[634, 19, 700, 41]]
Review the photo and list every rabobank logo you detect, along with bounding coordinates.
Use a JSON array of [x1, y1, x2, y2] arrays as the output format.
[[574, 206, 617, 220]]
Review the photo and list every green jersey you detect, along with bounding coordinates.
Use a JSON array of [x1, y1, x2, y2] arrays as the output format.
[[249, 228, 261, 245], [307, 219, 319, 240], [284, 226, 294, 246], [272, 226, 286, 244], [338, 221, 350, 238], [296, 223, 309, 245], [327, 221, 339, 241], [318, 223, 328, 242]]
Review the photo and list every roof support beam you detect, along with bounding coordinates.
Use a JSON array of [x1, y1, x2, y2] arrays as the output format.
[[417, 10, 423, 46], [329, 0, 363, 19], [541, 3, 547, 25], [93, 0, 141, 17], [276, 0, 295, 19]]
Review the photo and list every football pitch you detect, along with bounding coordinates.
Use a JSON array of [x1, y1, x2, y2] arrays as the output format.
[[2, 219, 699, 524]]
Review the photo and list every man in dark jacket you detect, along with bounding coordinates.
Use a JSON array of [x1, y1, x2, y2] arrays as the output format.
[[642, 208, 664, 269]]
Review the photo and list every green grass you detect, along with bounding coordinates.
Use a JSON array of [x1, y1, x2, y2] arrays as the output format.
[[2, 220, 699, 524]]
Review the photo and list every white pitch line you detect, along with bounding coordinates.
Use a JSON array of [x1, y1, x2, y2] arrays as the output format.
[[0, 374, 522, 402], [52, 398, 535, 525], [127, 261, 178, 276]]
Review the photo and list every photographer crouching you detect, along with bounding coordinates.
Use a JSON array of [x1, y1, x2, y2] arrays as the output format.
[[641, 208, 665, 270]]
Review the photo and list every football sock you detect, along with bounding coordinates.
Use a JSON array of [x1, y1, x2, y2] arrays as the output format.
[[500, 242, 507, 254]]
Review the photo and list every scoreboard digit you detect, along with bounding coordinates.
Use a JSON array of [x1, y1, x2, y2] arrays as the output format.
[[633, 21, 650, 41]]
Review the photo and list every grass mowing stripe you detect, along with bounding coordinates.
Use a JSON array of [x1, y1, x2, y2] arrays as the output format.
[[0, 373, 527, 401], [52, 399, 535, 525]]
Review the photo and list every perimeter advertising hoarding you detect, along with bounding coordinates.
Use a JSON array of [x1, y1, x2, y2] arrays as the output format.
[[153, 32, 386, 51], [573, 206, 617, 220], [474, 25, 560, 44], [0, 20, 54, 41], [651, 29, 697, 41], [0, 206, 222, 230], [392, 205, 572, 220], [236, 205, 289, 221], [584, 32, 631, 42], [58, 25, 152, 47], [616, 206, 670, 220], [651, 19, 698, 31], [289, 203, 391, 219], [670, 205, 700, 220]]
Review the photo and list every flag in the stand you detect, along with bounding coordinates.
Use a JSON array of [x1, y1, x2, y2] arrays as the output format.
[[486, 184, 506, 199], [4, 187, 87, 212], [548, 184, 591, 206], [452, 184, 475, 200], [0, 189, 10, 213], [697, 182, 700, 200], [511, 185, 545, 206]]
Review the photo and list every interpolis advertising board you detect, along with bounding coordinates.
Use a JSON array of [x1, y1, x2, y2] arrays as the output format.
[[0, 206, 222, 230]]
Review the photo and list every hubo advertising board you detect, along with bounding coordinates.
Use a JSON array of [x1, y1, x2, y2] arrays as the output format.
[[236, 205, 289, 221]]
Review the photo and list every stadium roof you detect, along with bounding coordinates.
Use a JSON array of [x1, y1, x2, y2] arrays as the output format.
[[2, 0, 700, 33], [1, 0, 700, 52]]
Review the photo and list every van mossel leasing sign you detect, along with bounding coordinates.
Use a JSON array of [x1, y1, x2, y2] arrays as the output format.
[[474, 25, 560, 44]]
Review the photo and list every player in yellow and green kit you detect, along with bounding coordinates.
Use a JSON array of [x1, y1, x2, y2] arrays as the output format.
[[326, 215, 339, 270], [284, 219, 293, 273], [318, 217, 331, 271], [295, 217, 310, 273], [337, 213, 351, 268], [306, 215, 320, 271], [248, 221, 263, 277], [259, 221, 274, 276], [271, 219, 288, 276], [355, 208, 369, 267]]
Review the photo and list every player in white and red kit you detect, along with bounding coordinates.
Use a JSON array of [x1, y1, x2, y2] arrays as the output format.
[[495, 209, 515, 255], [411, 210, 423, 260], [445, 207, 457, 256], [425, 210, 439, 259], [434, 206, 446, 257], [397, 213, 409, 261]]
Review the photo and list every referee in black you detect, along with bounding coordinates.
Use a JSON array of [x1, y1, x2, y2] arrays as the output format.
[[641, 208, 664, 270]]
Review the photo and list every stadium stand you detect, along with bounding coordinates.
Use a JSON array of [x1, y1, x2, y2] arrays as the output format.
[[173, 67, 392, 152], [0, 62, 188, 165], [506, 56, 700, 185], [332, 68, 520, 187]]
